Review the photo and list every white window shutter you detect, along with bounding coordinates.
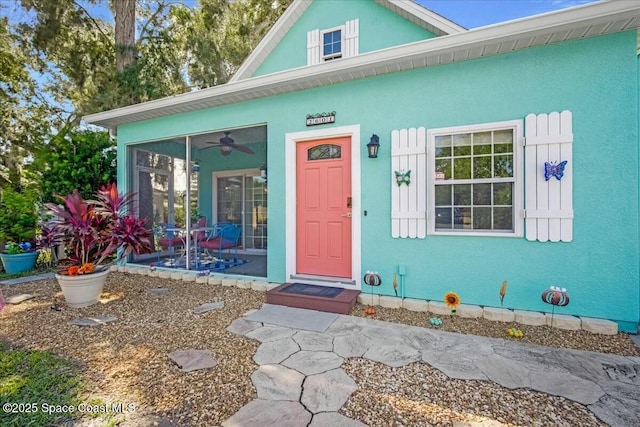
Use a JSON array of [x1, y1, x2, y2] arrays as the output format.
[[307, 29, 320, 66], [392, 127, 427, 239], [344, 19, 359, 58], [524, 111, 573, 242]]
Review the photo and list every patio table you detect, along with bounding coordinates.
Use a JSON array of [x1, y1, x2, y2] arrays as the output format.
[[166, 226, 215, 270]]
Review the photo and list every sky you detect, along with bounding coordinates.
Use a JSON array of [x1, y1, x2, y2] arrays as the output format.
[[2, 0, 600, 30], [416, 0, 598, 29]]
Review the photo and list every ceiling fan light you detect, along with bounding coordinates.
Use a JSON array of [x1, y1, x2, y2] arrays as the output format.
[[220, 132, 234, 145], [221, 145, 233, 153]]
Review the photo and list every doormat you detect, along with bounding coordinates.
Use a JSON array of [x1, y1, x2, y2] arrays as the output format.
[[279, 283, 344, 298]]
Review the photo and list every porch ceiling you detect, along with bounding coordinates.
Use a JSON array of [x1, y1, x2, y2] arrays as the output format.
[[180, 126, 267, 150], [84, 1, 640, 130]]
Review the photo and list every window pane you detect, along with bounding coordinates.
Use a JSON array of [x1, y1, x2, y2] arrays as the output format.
[[453, 157, 471, 179], [308, 144, 341, 160], [453, 133, 471, 156], [473, 183, 491, 205], [454, 184, 471, 205], [494, 154, 513, 177], [494, 129, 513, 154], [435, 185, 452, 206], [473, 132, 491, 155], [323, 30, 341, 56], [454, 207, 472, 229], [435, 159, 451, 180], [493, 207, 513, 230], [244, 176, 268, 250], [435, 207, 452, 229], [435, 135, 451, 157], [494, 129, 513, 144], [432, 125, 517, 234], [473, 156, 492, 179], [493, 183, 512, 206], [473, 207, 492, 229], [494, 143, 512, 154]]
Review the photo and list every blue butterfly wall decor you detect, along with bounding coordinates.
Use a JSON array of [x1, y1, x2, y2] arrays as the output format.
[[395, 170, 411, 187], [544, 160, 568, 181]]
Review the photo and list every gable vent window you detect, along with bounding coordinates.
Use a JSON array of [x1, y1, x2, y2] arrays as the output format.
[[307, 19, 358, 66], [322, 29, 342, 61]]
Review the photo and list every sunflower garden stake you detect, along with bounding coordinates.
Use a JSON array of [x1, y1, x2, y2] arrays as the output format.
[[444, 292, 460, 316]]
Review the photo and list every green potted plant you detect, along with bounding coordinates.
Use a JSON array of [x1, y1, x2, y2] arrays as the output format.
[[43, 183, 153, 307], [0, 187, 39, 275]]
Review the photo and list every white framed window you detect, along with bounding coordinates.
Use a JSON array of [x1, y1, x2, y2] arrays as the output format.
[[427, 120, 523, 237], [308, 20, 358, 66], [321, 26, 344, 61]]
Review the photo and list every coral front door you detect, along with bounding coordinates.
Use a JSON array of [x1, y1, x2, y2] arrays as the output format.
[[296, 137, 352, 278]]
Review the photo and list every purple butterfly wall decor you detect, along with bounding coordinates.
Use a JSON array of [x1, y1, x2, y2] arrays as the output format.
[[544, 160, 568, 181]]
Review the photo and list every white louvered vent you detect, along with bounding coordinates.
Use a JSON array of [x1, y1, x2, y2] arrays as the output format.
[[524, 111, 574, 242], [391, 128, 427, 239]]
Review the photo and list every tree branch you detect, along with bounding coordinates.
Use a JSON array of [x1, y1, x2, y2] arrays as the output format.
[[72, 0, 114, 48], [136, 3, 167, 47]]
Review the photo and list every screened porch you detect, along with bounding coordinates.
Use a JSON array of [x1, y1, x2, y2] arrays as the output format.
[[126, 125, 268, 277]]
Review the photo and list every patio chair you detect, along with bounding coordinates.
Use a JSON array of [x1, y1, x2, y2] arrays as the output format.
[[154, 223, 186, 266], [192, 216, 208, 249], [199, 223, 242, 271]]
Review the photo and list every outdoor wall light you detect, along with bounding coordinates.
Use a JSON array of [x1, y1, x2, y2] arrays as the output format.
[[367, 134, 380, 158], [259, 162, 267, 180]]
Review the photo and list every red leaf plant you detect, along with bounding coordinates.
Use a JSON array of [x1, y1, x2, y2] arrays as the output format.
[[43, 183, 152, 275]]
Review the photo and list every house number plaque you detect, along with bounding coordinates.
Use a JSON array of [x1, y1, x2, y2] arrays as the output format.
[[306, 111, 336, 126]]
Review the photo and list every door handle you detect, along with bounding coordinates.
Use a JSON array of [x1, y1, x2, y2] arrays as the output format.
[[341, 212, 352, 218]]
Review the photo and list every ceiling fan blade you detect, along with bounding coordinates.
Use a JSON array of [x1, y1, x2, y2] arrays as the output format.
[[231, 144, 255, 154]]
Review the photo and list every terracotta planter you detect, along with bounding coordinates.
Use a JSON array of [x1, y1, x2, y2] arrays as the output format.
[[0, 251, 38, 274], [55, 269, 109, 308]]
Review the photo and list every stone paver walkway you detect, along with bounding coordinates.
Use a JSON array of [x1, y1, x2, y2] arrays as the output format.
[[223, 305, 640, 427], [0, 272, 55, 286]]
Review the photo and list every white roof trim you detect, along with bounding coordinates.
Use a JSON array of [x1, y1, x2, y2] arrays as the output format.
[[230, 0, 464, 83], [376, 0, 466, 36], [84, 0, 640, 129], [229, 0, 312, 83]]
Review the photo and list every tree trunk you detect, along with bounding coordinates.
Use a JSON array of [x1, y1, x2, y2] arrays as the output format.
[[114, 0, 136, 71]]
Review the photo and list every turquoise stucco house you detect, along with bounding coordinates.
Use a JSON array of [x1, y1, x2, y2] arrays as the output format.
[[85, 0, 640, 332]]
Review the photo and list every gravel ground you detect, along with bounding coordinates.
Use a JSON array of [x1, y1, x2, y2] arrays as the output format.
[[1, 273, 638, 426]]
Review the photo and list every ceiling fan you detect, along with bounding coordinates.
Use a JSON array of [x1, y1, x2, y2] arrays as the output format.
[[202, 132, 255, 156]]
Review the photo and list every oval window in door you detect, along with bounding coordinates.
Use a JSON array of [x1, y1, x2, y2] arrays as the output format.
[[307, 144, 341, 161]]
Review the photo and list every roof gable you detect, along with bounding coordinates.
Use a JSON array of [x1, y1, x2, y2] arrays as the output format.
[[230, 0, 465, 82]]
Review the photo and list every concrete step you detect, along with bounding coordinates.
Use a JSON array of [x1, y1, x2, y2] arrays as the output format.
[[266, 283, 359, 315]]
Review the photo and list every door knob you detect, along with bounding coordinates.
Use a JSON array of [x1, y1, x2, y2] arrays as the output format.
[[341, 212, 352, 218]]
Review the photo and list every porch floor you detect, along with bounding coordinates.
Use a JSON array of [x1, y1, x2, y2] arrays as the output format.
[[131, 254, 266, 277], [266, 283, 359, 315]]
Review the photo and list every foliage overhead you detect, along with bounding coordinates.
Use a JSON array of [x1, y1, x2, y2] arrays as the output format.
[[1, 0, 291, 244], [0, 186, 39, 243], [28, 129, 117, 204]]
